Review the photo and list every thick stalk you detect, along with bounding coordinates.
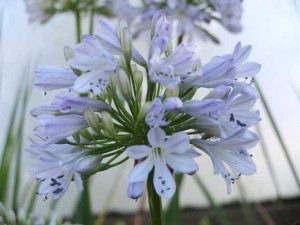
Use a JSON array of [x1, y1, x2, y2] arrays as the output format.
[[147, 170, 165, 225]]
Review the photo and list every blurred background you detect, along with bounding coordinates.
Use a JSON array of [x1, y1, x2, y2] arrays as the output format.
[[1, 0, 300, 224]]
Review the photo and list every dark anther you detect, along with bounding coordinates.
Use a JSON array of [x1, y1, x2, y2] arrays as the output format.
[[230, 113, 235, 122], [53, 188, 64, 194], [236, 120, 246, 127], [57, 175, 64, 179], [161, 180, 166, 185]]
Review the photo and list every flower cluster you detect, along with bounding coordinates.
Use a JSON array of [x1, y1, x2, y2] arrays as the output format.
[[27, 11, 261, 200], [113, 0, 243, 42]]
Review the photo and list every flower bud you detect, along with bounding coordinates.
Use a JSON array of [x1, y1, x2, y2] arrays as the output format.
[[84, 108, 101, 133], [116, 69, 132, 102], [75, 155, 103, 174], [117, 20, 132, 64], [165, 87, 179, 98], [101, 111, 115, 136], [134, 70, 143, 92], [64, 46, 81, 76]]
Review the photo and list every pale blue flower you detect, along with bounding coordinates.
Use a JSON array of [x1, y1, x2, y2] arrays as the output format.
[[126, 127, 199, 198], [193, 86, 261, 138], [192, 129, 259, 194], [34, 66, 77, 91], [34, 115, 88, 145], [68, 35, 120, 95], [149, 41, 202, 89], [181, 42, 261, 92], [26, 144, 85, 200], [31, 93, 110, 117]]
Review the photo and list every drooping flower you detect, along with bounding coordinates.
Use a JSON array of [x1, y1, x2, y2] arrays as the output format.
[[126, 127, 199, 199], [26, 143, 85, 200], [192, 129, 259, 193]]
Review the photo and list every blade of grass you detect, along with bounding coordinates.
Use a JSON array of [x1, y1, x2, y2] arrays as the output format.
[[193, 175, 232, 225], [255, 124, 281, 200], [255, 80, 300, 193], [12, 77, 30, 214], [236, 182, 258, 225], [0, 80, 25, 203]]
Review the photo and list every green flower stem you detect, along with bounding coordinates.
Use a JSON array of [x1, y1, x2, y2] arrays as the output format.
[[75, 9, 81, 43], [147, 170, 165, 225], [88, 0, 95, 35]]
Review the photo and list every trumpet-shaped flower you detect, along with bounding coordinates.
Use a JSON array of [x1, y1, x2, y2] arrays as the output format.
[[31, 93, 110, 116], [181, 42, 261, 91], [192, 129, 259, 193], [126, 127, 199, 199], [34, 115, 88, 145], [34, 66, 77, 91]]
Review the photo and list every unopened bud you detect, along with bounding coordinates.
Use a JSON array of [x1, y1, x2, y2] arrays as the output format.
[[117, 20, 132, 64], [64, 46, 81, 76], [116, 69, 132, 102], [165, 87, 179, 98], [75, 155, 103, 174], [84, 108, 101, 132], [101, 111, 115, 136]]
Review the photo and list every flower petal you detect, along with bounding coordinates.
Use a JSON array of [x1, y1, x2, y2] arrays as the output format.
[[153, 154, 176, 199], [147, 127, 166, 148], [166, 153, 199, 174], [129, 155, 154, 183], [161, 132, 189, 154], [126, 145, 153, 159], [127, 181, 146, 199]]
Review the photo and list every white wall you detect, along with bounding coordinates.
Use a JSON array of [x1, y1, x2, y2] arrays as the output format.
[[1, 0, 300, 216]]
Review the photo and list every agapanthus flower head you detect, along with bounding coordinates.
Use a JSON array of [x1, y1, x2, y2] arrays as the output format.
[[114, 0, 244, 43], [27, 11, 261, 201]]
